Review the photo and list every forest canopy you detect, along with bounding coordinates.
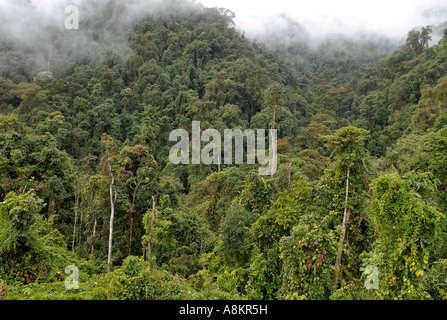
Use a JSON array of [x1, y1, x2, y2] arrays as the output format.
[[0, 0, 447, 301]]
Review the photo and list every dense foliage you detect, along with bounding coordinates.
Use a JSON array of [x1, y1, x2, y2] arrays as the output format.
[[1, 0, 447, 300]]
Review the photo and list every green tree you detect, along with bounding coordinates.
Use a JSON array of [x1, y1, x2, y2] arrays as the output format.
[[278, 213, 338, 300], [405, 26, 432, 55], [220, 203, 255, 267], [364, 172, 444, 299], [0, 191, 71, 284], [325, 126, 369, 287], [118, 145, 157, 256], [101, 133, 118, 272], [274, 179, 315, 233]]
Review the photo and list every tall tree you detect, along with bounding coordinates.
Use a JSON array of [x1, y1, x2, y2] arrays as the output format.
[[325, 126, 368, 287], [265, 83, 285, 178], [101, 133, 118, 273], [147, 196, 156, 262], [118, 145, 157, 256], [405, 26, 432, 54], [365, 172, 443, 299]]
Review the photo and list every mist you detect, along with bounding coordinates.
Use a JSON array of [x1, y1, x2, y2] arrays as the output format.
[[1, 0, 446, 80], [200, 0, 447, 64], [203, 0, 447, 65], [200, 0, 447, 38], [0, 0, 205, 78]]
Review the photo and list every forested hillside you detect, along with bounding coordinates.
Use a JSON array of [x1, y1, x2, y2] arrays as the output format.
[[1, 0, 447, 300]]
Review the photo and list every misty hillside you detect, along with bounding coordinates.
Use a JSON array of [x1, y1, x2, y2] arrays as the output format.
[[1, 0, 447, 301]]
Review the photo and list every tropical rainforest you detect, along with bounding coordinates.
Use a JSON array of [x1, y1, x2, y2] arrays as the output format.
[[1, 0, 447, 300]]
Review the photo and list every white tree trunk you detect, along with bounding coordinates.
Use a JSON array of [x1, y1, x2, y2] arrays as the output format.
[[288, 163, 292, 186], [72, 189, 79, 254], [107, 157, 117, 273], [334, 166, 351, 287], [147, 196, 156, 262], [271, 107, 276, 178]]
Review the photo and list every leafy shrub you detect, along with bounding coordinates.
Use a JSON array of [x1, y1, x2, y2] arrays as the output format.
[[278, 217, 338, 300], [0, 192, 73, 285], [363, 173, 444, 299], [424, 259, 447, 300]]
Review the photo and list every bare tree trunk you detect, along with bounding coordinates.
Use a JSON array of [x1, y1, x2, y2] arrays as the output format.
[[78, 205, 83, 254], [271, 107, 276, 179], [90, 218, 96, 255], [334, 166, 351, 287], [127, 186, 138, 256], [90, 178, 103, 257], [128, 215, 133, 257], [288, 163, 292, 186], [72, 189, 80, 254], [107, 158, 117, 273], [147, 196, 156, 262]]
